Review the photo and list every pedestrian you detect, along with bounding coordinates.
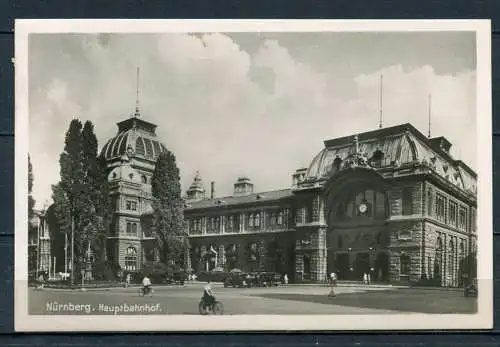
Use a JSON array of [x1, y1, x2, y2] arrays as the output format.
[[283, 273, 288, 286], [192, 273, 197, 282], [330, 271, 337, 287], [367, 272, 371, 285], [363, 273, 368, 285], [126, 273, 131, 288]]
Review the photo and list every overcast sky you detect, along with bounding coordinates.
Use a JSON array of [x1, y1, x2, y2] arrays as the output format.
[[28, 32, 477, 209]]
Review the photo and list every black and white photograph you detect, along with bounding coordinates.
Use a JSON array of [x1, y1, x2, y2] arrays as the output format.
[[14, 19, 492, 332]]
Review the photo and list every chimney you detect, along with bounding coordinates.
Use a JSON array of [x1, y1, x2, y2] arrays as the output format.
[[210, 181, 215, 199]]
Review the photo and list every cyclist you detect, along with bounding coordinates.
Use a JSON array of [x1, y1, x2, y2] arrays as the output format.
[[142, 275, 152, 295], [202, 280, 216, 312]]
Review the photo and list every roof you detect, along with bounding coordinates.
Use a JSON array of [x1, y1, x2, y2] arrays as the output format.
[[186, 189, 293, 211], [306, 123, 477, 195], [100, 116, 167, 161]]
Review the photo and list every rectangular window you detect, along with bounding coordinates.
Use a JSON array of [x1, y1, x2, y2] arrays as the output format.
[[459, 207, 467, 231], [471, 209, 476, 233], [126, 200, 137, 211], [448, 201, 458, 228], [402, 188, 413, 215], [427, 190, 433, 217], [435, 194, 446, 223], [400, 255, 410, 276]]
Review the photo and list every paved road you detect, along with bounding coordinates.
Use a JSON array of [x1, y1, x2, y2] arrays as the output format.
[[28, 283, 476, 315]]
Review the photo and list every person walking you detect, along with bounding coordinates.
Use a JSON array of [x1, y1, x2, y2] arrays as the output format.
[[330, 271, 337, 287], [125, 273, 131, 288], [283, 273, 288, 286], [363, 273, 368, 285]]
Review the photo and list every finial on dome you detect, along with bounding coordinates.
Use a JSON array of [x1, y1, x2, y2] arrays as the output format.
[[134, 67, 141, 118], [354, 134, 360, 154]]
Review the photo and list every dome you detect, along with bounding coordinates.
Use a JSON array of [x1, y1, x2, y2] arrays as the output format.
[[305, 131, 418, 180], [303, 123, 476, 195], [100, 117, 168, 161]]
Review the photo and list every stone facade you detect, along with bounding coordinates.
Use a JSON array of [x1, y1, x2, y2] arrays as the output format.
[[186, 124, 477, 287], [92, 113, 476, 288]]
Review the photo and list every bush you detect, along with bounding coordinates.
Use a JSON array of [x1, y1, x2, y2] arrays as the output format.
[[196, 270, 228, 283], [138, 261, 172, 284]]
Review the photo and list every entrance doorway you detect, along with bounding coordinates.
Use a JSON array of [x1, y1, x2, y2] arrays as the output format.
[[354, 253, 370, 280], [303, 255, 311, 280], [375, 252, 390, 282], [335, 253, 349, 280]]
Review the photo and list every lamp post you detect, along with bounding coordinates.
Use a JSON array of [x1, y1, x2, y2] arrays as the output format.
[[369, 247, 374, 284], [71, 216, 75, 286], [348, 247, 353, 280]]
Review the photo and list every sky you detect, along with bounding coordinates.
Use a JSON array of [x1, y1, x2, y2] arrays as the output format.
[[28, 31, 477, 209]]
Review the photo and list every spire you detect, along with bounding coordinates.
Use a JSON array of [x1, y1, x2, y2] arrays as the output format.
[[378, 74, 383, 129], [427, 94, 432, 138], [134, 67, 140, 117]]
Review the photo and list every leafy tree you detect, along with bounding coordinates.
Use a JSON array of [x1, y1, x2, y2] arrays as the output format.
[[28, 155, 35, 219], [151, 150, 187, 266], [52, 119, 111, 281]]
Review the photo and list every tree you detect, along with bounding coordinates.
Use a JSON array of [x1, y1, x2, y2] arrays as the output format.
[[81, 121, 110, 264], [151, 150, 187, 266], [28, 155, 35, 219], [52, 119, 110, 281]]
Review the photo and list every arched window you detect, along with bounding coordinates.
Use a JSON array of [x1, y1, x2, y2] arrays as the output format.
[[459, 241, 465, 261], [124, 247, 137, 271], [126, 222, 131, 234], [141, 175, 147, 184], [135, 138, 146, 156], [255, 213, 261, 227], [435, 237, 443, 276], [400, 254, 410, 276], [277, 211, 283, 225], [132, 223, 137, 236], [448, 240, 455, 278], [331, 186, 387, 223]]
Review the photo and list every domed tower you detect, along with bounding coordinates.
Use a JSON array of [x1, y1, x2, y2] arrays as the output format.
[[100, 107, 167, 271], [186, 171, 206, 202]]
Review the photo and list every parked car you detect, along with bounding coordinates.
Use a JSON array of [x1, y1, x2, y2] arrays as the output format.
[[464, 278, 478, 297], [224, 272, 248, 288]]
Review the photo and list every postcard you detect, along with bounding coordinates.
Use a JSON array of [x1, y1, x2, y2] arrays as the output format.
[[14, 19, 492, 331]]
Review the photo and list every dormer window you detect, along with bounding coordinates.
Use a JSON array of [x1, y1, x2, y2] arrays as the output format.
[[333, 156, 342, 171], [370, 149, 384, 168]]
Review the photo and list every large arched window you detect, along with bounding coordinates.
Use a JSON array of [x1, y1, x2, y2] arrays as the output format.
[[332, 185, 387, 223], [124, 247, 137, 271], [434, 237, 443, 277], [448, 239, 455, 278]]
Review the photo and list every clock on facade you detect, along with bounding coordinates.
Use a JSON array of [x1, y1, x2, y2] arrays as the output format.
[[358, 203, 368, 214]]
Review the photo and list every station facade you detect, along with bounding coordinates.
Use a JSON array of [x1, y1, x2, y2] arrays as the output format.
[[184, 123, 477, 286]]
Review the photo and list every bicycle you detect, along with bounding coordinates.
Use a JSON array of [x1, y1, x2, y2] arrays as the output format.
[[138, 286, 154, 297], [198, 298, 224, 315]]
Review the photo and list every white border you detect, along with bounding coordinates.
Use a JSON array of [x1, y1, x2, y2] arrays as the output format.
[[14, 19, 493, 332]]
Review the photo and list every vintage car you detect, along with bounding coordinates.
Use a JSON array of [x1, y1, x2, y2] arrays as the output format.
[[223, 272, 248, 288], [464, 278, 478, 297]]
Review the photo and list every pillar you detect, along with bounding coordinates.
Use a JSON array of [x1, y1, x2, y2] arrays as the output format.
[[240, 213, 245, 232], [217, 244, 225, 269]]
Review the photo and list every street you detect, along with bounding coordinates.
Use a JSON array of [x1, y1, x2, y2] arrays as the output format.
[[28, 282, 477, 315]]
